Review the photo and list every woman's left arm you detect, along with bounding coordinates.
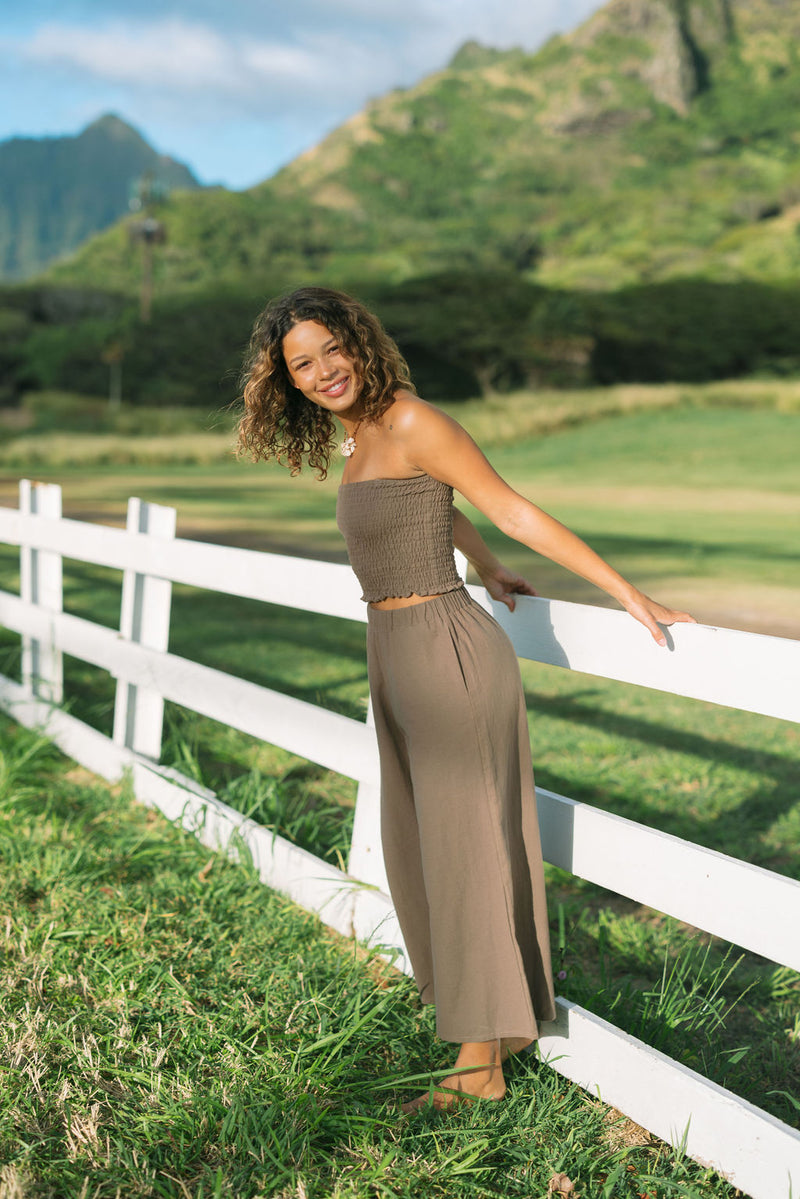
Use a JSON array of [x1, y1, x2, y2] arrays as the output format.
[[395, 398, 696, 645], [493, 497, 693, 645]]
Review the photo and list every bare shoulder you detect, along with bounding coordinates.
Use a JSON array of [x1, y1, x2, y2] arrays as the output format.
[[384, 390, 498, 490], [380, 402, 520, 521], [386, 391, 465, 439]]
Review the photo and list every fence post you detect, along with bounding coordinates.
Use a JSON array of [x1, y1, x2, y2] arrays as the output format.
[[347, 698, 390, 892], [19, 479, 63, 703], [112, 498, 176, 759]]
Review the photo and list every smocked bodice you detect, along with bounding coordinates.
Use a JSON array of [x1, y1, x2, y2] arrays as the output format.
[[336, 474, 464, 603]]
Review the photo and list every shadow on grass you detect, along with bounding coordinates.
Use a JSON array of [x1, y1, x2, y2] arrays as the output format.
[[577, 530, 799, 570], [525, 685, 799, 874]]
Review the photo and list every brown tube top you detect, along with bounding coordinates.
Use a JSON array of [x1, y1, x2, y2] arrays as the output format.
[[336, 474, 464, 603]]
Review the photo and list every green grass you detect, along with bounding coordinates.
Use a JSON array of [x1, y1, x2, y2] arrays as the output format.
[[489, 405, 800, 492], [0, 718, 758, 1197], [0, 555, 797, 1143], [0, 394, 798, 1191]]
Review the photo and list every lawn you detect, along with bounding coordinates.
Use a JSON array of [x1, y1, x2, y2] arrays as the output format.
[[0, 717, 768, 1198], [0, 387, 798, 1194]]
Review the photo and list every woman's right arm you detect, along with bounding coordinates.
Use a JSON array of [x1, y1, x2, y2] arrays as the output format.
[[453, 508, 537, 612]]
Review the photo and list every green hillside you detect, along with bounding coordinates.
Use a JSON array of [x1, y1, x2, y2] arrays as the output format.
[[43, 0, 800, 297], [0, 115, 201, 280], [4, 0, 800, 407]]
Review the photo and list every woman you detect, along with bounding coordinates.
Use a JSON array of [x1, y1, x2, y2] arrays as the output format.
[[239, 286, 695, 1112]]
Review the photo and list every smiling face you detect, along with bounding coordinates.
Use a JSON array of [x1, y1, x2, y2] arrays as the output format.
[[283, 320, 361, 417]]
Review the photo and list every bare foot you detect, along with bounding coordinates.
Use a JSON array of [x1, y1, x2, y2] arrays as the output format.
[[401, 1040, 506, 1114], [401, 1071, 506, 1113]]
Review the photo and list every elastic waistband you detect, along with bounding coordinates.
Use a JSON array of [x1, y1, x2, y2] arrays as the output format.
[[366, 584, 472, 630]]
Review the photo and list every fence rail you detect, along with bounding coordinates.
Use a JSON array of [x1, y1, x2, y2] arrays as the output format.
[[0, 480, 798, 1199]]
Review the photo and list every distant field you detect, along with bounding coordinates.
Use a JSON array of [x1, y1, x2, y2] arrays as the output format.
[[1, 388, 798, 636]]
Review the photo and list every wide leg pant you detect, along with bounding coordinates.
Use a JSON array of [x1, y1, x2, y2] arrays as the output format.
[[366, 587, 556, 1044]]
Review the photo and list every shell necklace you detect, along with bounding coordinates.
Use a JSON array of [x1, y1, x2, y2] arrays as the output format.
[[340, 419, 363, 458]]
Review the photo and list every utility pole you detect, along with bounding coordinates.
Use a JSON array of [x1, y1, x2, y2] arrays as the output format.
[[101, 341, 125, 409], [128, 173, 167, 323]]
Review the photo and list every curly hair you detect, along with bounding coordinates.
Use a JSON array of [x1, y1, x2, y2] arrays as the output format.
[[237, 286, 415, 477]]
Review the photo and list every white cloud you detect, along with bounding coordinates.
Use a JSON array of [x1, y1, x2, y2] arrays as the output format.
[[285, 0, 598, 46], [19, 2, 603, 106], [22, 18, 325, 99]]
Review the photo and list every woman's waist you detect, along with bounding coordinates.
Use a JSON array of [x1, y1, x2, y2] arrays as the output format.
[[366, 584, 472, 626], [369, 590, 447, 611]]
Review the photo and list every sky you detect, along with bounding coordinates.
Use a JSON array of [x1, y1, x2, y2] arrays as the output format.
[[1, 0, 604, 190]]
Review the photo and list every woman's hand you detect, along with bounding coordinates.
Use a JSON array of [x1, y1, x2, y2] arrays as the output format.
[[622, 590, 697, 647], [477, 564, 537, 612]]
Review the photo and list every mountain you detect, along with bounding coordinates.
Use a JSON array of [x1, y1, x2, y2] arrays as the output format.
[[0, 115, 202, 280], [32, 0, 800, 295]]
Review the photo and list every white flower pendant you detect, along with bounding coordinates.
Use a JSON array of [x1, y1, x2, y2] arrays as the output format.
[[340, 434, 357, 457]]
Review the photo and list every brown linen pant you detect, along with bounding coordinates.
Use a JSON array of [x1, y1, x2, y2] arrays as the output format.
[[366, 586, 556, 1044]]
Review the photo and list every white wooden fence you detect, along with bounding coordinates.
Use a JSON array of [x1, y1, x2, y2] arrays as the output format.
[[0, 479, 798, 1198]]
